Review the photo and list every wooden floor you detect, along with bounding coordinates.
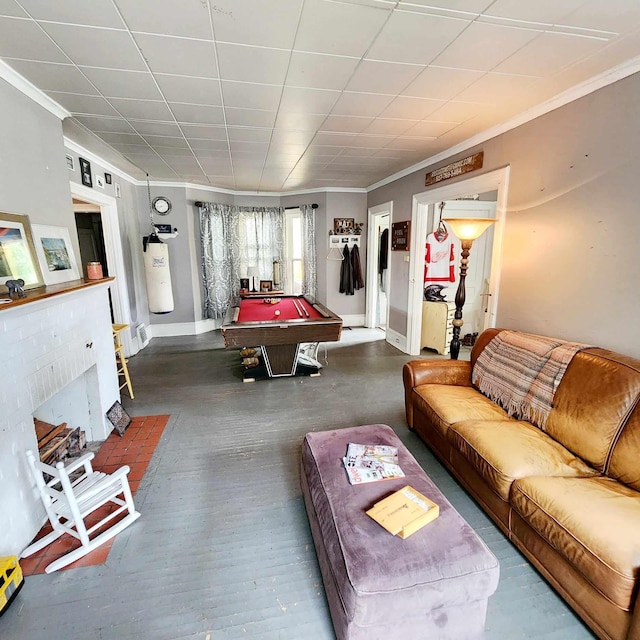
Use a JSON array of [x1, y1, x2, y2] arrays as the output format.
[[1, 328, 595, 639]]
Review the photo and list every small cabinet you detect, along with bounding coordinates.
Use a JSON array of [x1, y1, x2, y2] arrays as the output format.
[[421, 301, 456, 355]]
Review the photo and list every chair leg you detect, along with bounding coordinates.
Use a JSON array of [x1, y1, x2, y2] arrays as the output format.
[[21, 529, 65, 558]]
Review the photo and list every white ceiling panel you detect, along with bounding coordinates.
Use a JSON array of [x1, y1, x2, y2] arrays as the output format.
[[295, 0, 390, 57], [432, 22, 541, 72], [4, 0, 640, 191], [367, 10, 469, 64], [116, 0, 212, 40], [134, 34, 218, 77]]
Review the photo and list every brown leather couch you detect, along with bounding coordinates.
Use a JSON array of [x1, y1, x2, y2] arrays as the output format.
[[403, 328, 640, 640]]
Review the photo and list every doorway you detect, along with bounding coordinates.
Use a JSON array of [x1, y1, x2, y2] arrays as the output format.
[[406, 167, 510, 356], [365, 201, 392, 333]]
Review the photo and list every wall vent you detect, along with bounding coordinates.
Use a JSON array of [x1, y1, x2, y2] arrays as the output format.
[[136, 323, 150, 348]]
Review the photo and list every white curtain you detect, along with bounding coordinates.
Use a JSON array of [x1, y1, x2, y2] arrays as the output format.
[[300, 204, 317, 298], [199, 203, 285, 319]]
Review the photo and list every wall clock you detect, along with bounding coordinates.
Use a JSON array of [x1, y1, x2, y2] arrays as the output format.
[[152, 196, 172, 216]]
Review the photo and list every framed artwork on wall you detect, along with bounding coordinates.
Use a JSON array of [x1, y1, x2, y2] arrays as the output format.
[[334, 217, 354, 235], [260, 280, 273, 292], [0, 211, 45, 291], [31, 224, 80, 285], [79, 157, 92, 188]]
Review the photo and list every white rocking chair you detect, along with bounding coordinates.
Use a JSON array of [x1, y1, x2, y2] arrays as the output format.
[[22, 450, 141, 573]]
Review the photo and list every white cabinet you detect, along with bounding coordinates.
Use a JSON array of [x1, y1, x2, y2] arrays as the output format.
[[421, 301, 456, 355]]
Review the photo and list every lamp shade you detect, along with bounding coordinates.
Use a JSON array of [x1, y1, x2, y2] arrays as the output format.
[[443, 217, 495, 241], [247, 266, 260, 277]]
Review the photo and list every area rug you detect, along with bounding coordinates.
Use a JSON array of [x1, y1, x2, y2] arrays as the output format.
[[20, 414, 169, 576]]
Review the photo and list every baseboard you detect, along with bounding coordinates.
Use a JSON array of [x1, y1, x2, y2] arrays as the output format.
[[148, 319, 219, 338], [340, 314, 365, 327], [385, 327, 408, 353]]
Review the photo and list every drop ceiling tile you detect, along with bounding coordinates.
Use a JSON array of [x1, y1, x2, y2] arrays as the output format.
[[352, 134, 394, 148], [363, 118, 418, 135], [80, 68, 163, 100], [403, 120, 459, 137], [134, 34, 218, 77], [273, 111, 328, 131], [227, 127, 273, 143], [74, 115, 136, 133], [128, 121, 183, 136], [221, 81, 282, 111], [269, 129, 315, 146], [211, 0, 302, 48], [95, 131, 147, 145], [0, 1, 28, 17], [321, 115, 374, 133], [46, 91, 120, 115], [455, 72, 538, 103], [116, 0, 212, 39], [154, 74, 222, 106], [428, 100, 491, 122], [142, 135, 189, 149], [278, 86, 340, 115], [483, 0, 587, 24], [346, 60, 423, 94], [7, 60, 97, 94], [230, 141, 270, 154], [0, 17, 68, 62], [432, 22, 540, 71], [559, 0, 640, 32], [403, 66, 483, 100], [216, 43, 290, 84], [398, 0, 489, 10], [107, 98, 173, 120], [331, 91, 394, 117], [286, 52, 359, 90], [495, 32, 607, 77], [170, 103, 225, 125], [368, 10, 469, 64], [295, 0, 390, 57], [225, 107, 277, 128], [190, 140, 230, 152], [18, 0, 124, 27], [181, 124, 228, 139], [378, 96, 444, 119], [40, 24, 146, 70], [164, 158, 204, 173], [382, 136, 439, 151]]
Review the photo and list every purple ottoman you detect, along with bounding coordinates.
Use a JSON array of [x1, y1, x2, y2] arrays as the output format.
[[300, 424, 499, 640]]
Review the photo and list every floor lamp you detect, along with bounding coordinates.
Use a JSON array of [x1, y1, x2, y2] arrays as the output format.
[[442, 217, 496, 360]]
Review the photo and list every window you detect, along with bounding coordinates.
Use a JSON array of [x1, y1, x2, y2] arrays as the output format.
[[285, 208, 303, 295]]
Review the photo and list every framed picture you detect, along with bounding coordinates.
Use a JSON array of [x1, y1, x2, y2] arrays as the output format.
[[79, 157, 92, 188], [104, 173, 112, 184], [106, 400, 132, 436], [334, 217, 354, 235], [65, 154, 74, 171], [260, 279, 272, 292], [0, 212, 45, 291], [114, 182, 121, 198], [96, 175, 105, 189], [31, 224, 80, 285]]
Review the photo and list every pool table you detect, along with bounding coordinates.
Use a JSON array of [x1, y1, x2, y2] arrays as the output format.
[[221, 295, 343, 380]]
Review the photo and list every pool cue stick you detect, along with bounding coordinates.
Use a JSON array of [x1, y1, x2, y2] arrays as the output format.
[[292, 299, 304, 318]]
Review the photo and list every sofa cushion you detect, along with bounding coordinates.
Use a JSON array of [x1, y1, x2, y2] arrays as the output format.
[[449, 420, 597, 501], [545, 348, 640, 472], [511, 476, 640, 611], [608, 409, 640, 491], [412, 385, 511, 438]]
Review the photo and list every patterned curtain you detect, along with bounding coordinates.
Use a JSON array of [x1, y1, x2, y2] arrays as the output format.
[[300, 204, 317, 298], [199, 203, 285, 319]]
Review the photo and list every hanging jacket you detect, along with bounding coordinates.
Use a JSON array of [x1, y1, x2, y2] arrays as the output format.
[[339, 245, 354, 295], [352, 244, 365, 291]]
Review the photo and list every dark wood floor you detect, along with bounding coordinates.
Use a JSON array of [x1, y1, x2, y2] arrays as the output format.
[[1, 329, 594, 639]]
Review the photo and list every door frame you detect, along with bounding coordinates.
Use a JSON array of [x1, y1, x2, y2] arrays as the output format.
[[365, 201, 392, 330], [406, 166, 510, 356], [69, 181, 134, 356]]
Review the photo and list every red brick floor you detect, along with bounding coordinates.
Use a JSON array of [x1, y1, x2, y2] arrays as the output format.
[[20, 415, 169, 576]]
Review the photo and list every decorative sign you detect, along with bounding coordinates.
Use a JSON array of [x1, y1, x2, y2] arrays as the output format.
[[425, 151, 484, 186], [333, 217, 354, 234], [391, 221, 410, 251]]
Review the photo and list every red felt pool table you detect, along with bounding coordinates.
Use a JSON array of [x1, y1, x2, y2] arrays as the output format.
[[221, 295, 343, 380]]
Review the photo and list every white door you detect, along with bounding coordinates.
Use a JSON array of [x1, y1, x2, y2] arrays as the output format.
[[438, 200, 496, 336]]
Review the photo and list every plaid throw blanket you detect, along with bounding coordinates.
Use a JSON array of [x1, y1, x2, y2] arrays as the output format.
[[471, 331, 590, 429]]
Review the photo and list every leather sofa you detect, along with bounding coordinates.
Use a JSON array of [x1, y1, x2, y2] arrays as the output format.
[[403, 328, 640, 640]]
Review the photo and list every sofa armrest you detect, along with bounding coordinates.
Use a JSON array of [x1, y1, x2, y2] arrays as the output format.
[[403, 360, 472, 429]]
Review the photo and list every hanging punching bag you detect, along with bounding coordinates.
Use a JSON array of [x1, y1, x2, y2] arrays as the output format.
[[143, 234, 174, 314]]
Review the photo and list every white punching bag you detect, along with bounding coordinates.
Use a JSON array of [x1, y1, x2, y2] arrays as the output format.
[[143, 234, 174, 314]]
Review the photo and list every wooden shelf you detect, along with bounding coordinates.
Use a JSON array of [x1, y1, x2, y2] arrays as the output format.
[[0, 278, 114, 312]]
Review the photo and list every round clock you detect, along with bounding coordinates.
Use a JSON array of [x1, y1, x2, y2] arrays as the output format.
[[152, 196, 172, 216]]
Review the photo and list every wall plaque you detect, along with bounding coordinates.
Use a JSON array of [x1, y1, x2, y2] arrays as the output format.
[[425, 151, 484, 186], [391, 221, 410, 251]]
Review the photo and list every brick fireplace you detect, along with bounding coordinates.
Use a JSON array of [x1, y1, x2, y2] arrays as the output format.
[[0, 280, 120, 556]]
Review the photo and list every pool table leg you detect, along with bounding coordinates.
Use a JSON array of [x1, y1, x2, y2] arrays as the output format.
[[263, 343, 300, 377]]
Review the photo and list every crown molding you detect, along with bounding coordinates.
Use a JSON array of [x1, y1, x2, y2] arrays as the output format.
[[64, 137, 141, 185], [367, 54, 640, 192], [0, 60, 70, 120]]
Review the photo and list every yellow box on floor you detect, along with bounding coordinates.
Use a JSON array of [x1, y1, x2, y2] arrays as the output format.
[[0, 556, 24, 614], [366, 485, 439, 538]]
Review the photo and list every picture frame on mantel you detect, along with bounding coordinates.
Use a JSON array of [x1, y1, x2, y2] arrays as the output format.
[[31, 223, 81, 286], [0, 211, 45, 292]]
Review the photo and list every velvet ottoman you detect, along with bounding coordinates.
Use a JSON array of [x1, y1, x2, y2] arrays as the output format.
[[300, 424, 499, 640]]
